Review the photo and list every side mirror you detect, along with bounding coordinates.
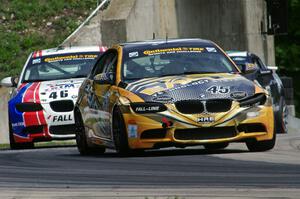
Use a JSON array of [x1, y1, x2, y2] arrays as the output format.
[[241, 63, 259, 74], [94, 72, 114, 85], [0, 76, 18, 87]]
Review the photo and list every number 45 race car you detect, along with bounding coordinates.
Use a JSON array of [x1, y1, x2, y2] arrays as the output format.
[[1, 46, 107, 149], [74, 39, 276, 156]]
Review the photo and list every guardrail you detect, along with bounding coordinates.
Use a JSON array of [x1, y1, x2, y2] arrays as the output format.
[[61, 0, 110, 46]]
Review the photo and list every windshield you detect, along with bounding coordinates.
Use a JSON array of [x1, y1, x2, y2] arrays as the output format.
[[22, 52, 101, 83], [122, 46, 238, 82], [229, 56, 252, 70]]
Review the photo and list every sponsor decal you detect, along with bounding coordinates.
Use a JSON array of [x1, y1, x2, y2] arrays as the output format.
[[206, 47, 217, 52], [135, 106, 160, 112], [143, 47, 205, 55], [45, 84, 75, 92], [197, 117, 215, 123], [12, 122, 25, 127], [199, 94, 205, 98], [152, 96, 174, 102], [230, 91, 248, 100], [44, 54, 97, 63], [32, 58, 41, 64], [49, 90, 69, 99], [128, 124, 138, 138], [53, 115, 72, 122], [129, 51, 139, 58], [206, 86, 230, 94]]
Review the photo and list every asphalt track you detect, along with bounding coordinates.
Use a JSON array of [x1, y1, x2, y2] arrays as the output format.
[[1, 117, 300, 198]]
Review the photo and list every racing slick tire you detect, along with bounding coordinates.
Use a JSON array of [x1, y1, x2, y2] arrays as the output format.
[[204, 142, 229, 150], [113, 106, 131, 156], [9, 119, 34, 150], [75, 109, 105, 155], [246, 131, 276, 152], [275, 99, 288, 134]]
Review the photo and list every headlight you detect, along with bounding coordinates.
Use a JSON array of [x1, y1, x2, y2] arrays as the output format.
[[239, 93, 267, 107], [16, 103, 43, 112], [130, 102, 167, 114]]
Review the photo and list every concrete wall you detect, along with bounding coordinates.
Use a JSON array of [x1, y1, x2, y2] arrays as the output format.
[[175, 0, 248, 51], [0, 87, 10, 144], [65, 0, 275, 65], [62, 10, 103, 46], [244, 0, 275, 65], [101, 0, 178, 46], [175, 0, 274, 65], [126, 0, 178, 42]]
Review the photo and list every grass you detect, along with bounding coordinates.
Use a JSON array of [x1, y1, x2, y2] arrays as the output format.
[[0, 140, 76, 150], [0, 0, 100, 79]]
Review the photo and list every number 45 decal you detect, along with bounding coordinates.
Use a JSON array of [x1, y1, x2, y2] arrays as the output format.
[[206, 86, 230, 94], [49, 90, 68, 99]]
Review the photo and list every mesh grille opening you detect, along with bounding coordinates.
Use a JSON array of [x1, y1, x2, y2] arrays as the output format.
[[50, 100, 74, 112], [140, 129, 167, 139], [175, 100, 204, 114], [238, 123, 266, 133], [206, 99, 232, 112], [16, 103, 43, 112], [174, 127, 237, 140], [23, 125, 44, 134], [49, 124, 76, 135]]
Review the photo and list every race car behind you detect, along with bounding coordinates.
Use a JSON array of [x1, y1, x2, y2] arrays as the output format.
[[1, 46, 107, 149], [227, 51, 288, 134]]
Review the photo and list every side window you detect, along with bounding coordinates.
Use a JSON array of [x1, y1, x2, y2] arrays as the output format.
[[89, 50, 118, 78], [90, 53, 109, 78], [251, 56, 262, 70], [257, 58, 268, 71], [104, 54, 117, 73]]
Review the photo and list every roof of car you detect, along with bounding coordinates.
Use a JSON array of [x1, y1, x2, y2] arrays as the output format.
[[31, 46, 107, 58], [120, 38, 216, 49]]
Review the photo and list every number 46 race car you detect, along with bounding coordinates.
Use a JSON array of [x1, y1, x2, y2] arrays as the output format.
[[74, 39, 276, 156], [1, 46, 107, 149]]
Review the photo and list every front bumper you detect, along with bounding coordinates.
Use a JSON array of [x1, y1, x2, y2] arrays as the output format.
[[121, 105, 274, 149], [10, 103, 76, 143]]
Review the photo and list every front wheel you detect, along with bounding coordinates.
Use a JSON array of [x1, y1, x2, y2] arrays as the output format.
[[246, 132, 276, 152], [113, 107, 131, 156], [75, 109, 105, 155], [275, 99, 288, 134]]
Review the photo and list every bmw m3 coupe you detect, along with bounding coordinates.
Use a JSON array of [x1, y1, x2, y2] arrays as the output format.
[[75, 39, 275, 155], [1, 46, 107, 149]]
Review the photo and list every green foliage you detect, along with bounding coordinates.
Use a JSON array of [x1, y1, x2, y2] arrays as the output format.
[[276, 0, 300, 71], [276, 0, 300, 117], [0, 0, 98, 79]]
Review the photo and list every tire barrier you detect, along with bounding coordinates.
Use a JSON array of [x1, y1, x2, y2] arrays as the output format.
[[281, 76, 294, 105]]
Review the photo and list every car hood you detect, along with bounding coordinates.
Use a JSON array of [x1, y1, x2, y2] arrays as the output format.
[[125, 73, 256, 103], [17, 78, 85, 104]]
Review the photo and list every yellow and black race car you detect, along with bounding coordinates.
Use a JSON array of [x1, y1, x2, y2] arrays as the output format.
[[74, 39, 275, 155]]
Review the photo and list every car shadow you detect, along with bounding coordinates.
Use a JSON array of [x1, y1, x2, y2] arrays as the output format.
[[71, 147, 249, 158]]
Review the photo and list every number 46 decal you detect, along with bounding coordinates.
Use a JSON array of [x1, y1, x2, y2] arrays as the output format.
[[206, 86, 230, 94], [49, 90, 68, 99]]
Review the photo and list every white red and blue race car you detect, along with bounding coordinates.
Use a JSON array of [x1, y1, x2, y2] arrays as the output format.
[[1, 46, 107, 149]]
